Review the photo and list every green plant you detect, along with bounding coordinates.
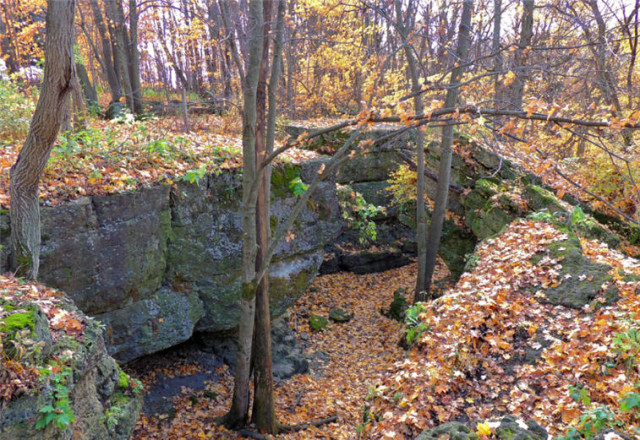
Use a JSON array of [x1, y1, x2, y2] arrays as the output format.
[[570, 383, 591, 405], [102, 405, 125, 431], [0, 77, 37, 143], [404, 302, 429, 346], [271, 164, 306, 198], [620, 391, 640, 413], [555, 406, 620, 440], [143, 139, 175, 158], [337, 185, 385, 244], [117, 368, 130, 388], [612, 320, 640, 372], [289, 176, 308, 196], [180, 164, 208, 185], [36, 362, 75, 431]]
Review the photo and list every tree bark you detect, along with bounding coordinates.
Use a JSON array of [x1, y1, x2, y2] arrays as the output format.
[[128, 0, 143, 114], [89, 0, 121, 103], [508, 0, 533, 111], [493, 0, 503, 110], [423, 0, 473, 294], [10, 0, 76, 279], [104, 0, 134, 112], [393, 0, 428, 300], [76, 62, 98, 111], [252, 0, 285, 434], [222, 0, 264, 428]]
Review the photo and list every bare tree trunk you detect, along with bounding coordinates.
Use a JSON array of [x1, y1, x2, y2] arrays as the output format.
[[76, 61, 98, 111], [222, 0, 264, 428], [252, 0, 285, 434], [128, 0, 143, 114], [286, 0, 296, 118], [10, 0, 76, 279], [89, 0, 121, 103], [182, 88, 189, 132], [493, 0, 503, 110], [586, 0, 631, 146], [104, 0, 134, 112], [508, 0, 533, 111], [393, 0, 428, 300], [0, 2, 19, 73], [423, 0, 474, 294]]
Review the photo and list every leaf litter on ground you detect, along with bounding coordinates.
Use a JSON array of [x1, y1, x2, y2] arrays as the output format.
[[129, 218, 640, 439]]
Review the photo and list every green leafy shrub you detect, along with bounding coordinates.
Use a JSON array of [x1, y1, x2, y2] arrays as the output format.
[[404, 302, 429, 346], [37, 361, 75, 431], [337, 185, 385, 244], [0, 78, 37, 143], [612, 320, 640, 372]]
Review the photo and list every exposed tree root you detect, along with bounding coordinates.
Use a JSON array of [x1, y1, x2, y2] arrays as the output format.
[[238, 415, 338, 439]]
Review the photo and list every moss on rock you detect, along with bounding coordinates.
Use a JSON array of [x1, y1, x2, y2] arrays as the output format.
[[536, 233, 613, 309], [415, 416, 547, 440], [309, 315, 328, 331]]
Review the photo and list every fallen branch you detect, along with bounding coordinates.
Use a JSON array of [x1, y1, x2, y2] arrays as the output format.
[[280, 415, 338, 433], [288, 388, 305, 412], [553, 166, 638, 226], [237, 415, 338, 439]]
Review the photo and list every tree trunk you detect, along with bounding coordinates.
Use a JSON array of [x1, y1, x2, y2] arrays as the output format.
[[10, 0, 76, 279], [222, 0, 264, 428], [76, 62, 98, 111], [104, 0, 134, 112], [586, 0, 631, 146], [508, 0, 533, 111], [286, 0, 296, 118], [252, 0, 285, 434], [423, 0, 474, 294], [128, 0, 143, 114], [493, 0, 503, 110], [89, 0, 121, 103], [0, 3, 19, 73], [393, 0, 428, 300]]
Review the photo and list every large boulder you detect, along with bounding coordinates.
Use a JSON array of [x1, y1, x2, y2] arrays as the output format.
[[0, 278, 142, 440], [1, 162, 343, 362], [533, 232, 613, 309]]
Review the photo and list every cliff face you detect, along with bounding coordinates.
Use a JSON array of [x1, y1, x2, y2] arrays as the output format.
[[2, 125, 637, 364], [0, 162, 343, 363]]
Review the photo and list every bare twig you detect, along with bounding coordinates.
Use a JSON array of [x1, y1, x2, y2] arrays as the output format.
[[397, 150, 464, 194]]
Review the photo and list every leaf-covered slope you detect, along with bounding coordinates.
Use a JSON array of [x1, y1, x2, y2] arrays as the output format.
[[366, 218, 640, 439]]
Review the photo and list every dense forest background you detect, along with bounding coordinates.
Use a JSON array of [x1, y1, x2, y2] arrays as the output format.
[[2, 0, 639, 224], [2, 1, 640, 439]]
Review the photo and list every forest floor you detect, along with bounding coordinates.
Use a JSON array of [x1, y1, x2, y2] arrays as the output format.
[[126, 261, 450, 440], [125, 218, 640, 440]]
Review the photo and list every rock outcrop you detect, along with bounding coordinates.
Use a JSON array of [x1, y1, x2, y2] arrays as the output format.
[[0, 279, 142, 440], [0, 162, 343, 363], [286, 123, 638, 283]]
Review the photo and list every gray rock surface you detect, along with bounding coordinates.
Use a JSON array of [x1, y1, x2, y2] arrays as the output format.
[[1, 164, 342, 362]]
